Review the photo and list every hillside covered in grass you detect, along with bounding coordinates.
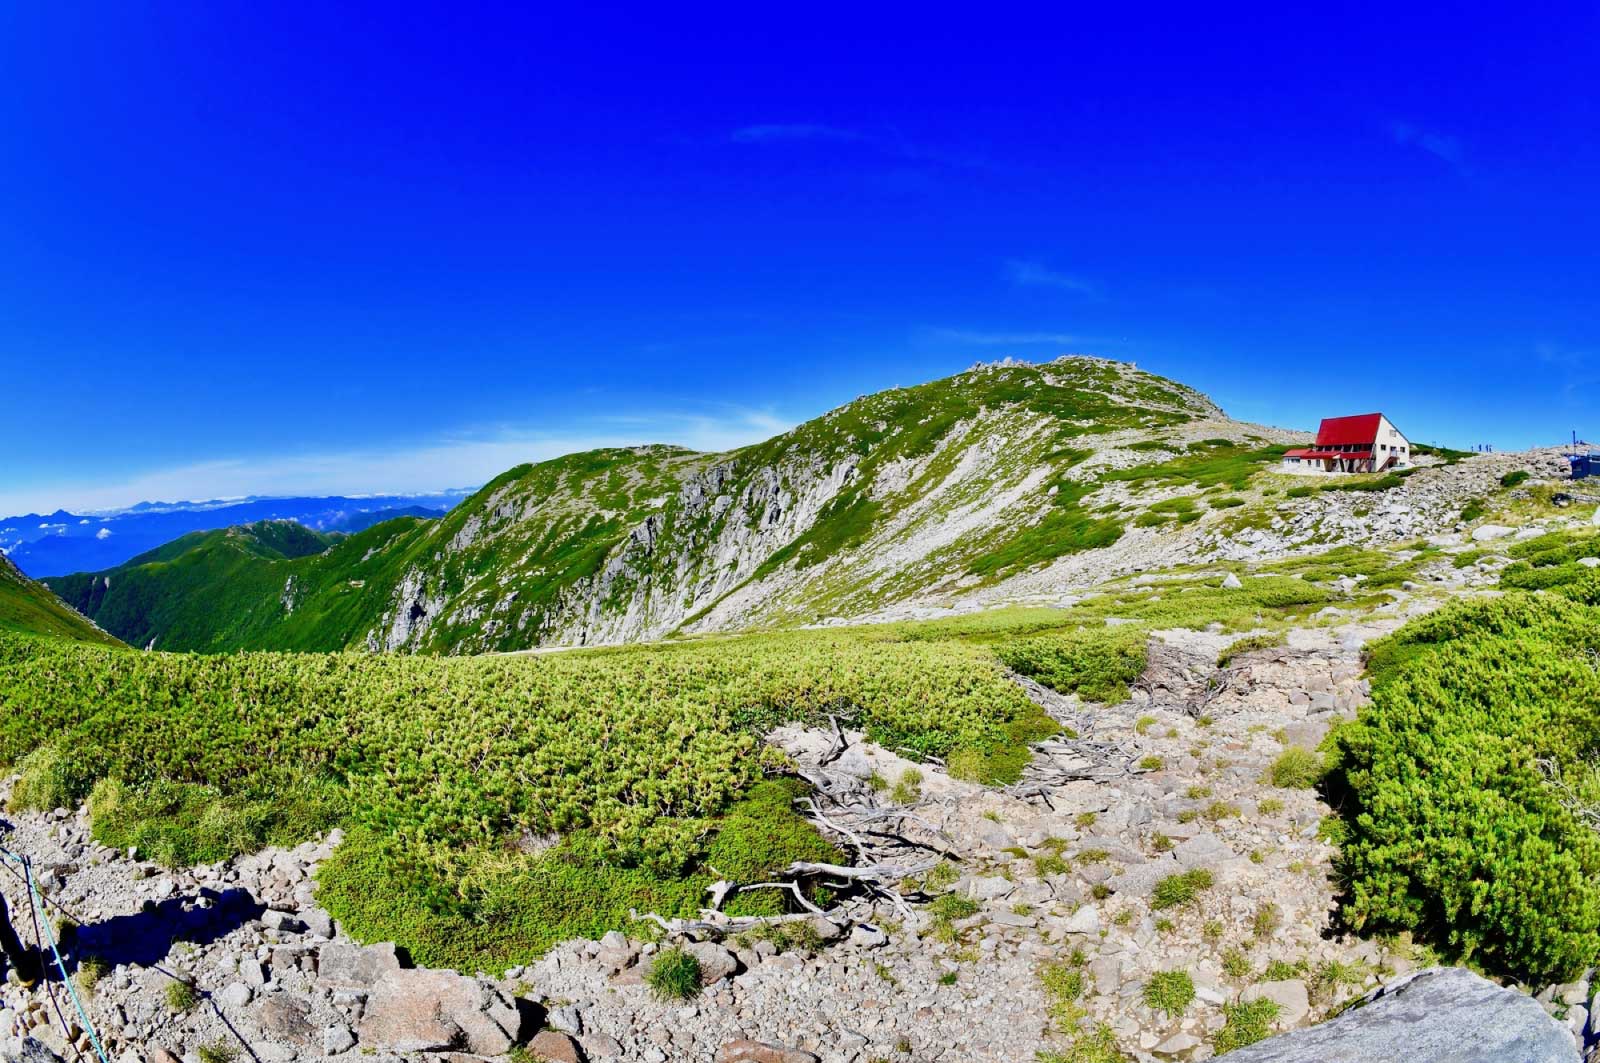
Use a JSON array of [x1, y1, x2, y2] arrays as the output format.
[[0, 551, 121, 645], [47, 357, 1306, 655]]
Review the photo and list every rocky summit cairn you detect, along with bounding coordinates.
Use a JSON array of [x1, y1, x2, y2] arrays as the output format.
[[1219, 967, 1580, 1063]]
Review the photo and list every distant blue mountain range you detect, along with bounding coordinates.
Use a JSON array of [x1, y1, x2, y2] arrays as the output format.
[[0, 491, 473, 577]]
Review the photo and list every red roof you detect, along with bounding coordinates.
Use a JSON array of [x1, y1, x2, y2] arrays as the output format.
[[1315, 413, 1384, 447]]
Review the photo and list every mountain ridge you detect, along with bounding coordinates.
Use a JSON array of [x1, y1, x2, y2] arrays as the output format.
[[49, 357, 1310, 653]]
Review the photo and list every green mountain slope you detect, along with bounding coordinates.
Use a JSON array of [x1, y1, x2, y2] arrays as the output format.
[[50, 357, 1300, 654], [0, 552, 122, 644], [47, 520, 351, 651]]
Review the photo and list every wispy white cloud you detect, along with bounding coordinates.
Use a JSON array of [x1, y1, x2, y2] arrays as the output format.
[[1005, 259, 1098, 296], [0, 408, 793, 517], [729, 123, 994, 172], [731, 124, 866, 144], [1388, 121, 1466, 169]]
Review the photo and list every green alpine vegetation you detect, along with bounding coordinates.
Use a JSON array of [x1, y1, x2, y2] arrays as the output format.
[[0, 552, 121, 645], [0, 602, 1128, 969], [44, 357, 1298, 656], [1328, 566, 1600, 982]]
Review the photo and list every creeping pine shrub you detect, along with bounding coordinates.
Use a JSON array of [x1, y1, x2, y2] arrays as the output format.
[[997, 626, 1148, 703], [646, 948, 702, 1000], [1501, 470, 1531, 488], [1268, 747, 1324, 789], [1329, 589, 1600, 982]]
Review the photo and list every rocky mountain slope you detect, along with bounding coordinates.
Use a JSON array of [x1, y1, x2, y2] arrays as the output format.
[[48, 357, 1301, 654], [45, 356, 1560, 657]]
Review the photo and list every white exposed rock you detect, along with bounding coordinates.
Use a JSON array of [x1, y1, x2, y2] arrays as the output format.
[[218, 983, 254, 1009], [1061, 905, 1100, 935], [1471, 524, 1515, 542], [1221, 572, 1243, 589]]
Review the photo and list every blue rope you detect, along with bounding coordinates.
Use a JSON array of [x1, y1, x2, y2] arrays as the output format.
[[0, 846, 111, 1063]]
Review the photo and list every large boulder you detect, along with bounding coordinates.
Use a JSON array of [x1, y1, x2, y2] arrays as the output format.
[[357, 968, 526, 1055], [318, 940, 404, 988], [1219, 967, 1579, 1063]]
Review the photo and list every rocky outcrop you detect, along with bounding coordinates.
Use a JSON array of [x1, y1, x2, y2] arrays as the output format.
[[1221, 967, 1579, 1063], [357, 968, 527, 1054]]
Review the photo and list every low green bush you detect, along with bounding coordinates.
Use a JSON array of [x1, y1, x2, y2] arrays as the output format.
[[1322, 474, 1404, 493], [1501, 470, 1530, 488], [1329, 589, 1600, 981], [997, 627, 1148, 703]]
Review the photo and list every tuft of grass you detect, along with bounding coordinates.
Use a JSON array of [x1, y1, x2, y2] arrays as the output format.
[[1213, 998, 1280, 1053], [1142, 970, 1195, 1017], [1310, 958, 1366, 1003], [1135, 715, 1158, 735], [1151, 869, 1213, 911], [1137, 754, 1164, 771], [1269, 747, 1323, 788], [165, 979, 198, 1012], [1258, 797, 1284, 815], [75, 954, 110, 995], [1252, 903, 1282, 940], [646, 947, 702, 1001], [1221, 947, 1251, 979], [891, 767, 924, 805], [1263, 958, 1305, 980], [197, 1043, 238, 1063], [1036, 1024, 1128, 1063]]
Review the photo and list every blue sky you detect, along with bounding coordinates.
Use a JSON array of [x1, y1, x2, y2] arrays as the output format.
[[2, 4, 1597, 514]]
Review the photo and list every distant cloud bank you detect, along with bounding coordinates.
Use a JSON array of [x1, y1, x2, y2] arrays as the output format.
[[0, 407, 792, 517]]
